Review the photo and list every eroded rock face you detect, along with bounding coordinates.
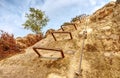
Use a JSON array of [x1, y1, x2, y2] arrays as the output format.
[[47, 73, 66, 78], [16, 33, 43, 49], [116, 0, 120, 3], [90, 2, 115, 22]]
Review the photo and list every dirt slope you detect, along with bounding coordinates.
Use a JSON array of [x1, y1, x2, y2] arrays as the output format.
[[0, 1, 120, 78]]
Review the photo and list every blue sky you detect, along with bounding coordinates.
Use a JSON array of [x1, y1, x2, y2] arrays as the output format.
[[0, 0, 113, 37]]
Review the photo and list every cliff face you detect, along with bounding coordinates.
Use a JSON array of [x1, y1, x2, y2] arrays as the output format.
[[88, 1, 120, 52], [0, 1, 120, 78], [81, 1, 120, 78]]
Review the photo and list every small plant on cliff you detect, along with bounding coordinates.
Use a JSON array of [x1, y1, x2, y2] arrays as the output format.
[[23, 8, 49, 34], [71, 14, 87, 22]]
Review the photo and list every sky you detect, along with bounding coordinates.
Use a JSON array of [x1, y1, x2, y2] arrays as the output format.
[[0, 0, 114, 37]]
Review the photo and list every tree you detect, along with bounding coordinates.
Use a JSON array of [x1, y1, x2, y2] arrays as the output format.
[[23, 8, 49, 34]]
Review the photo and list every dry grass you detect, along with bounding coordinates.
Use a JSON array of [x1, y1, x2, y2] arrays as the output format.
[[0, 30, 21, 60]]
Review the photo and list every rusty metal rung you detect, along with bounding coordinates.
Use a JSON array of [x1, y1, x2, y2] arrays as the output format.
[[51, 31, 73, 41], [61, 23, 77, 31], [33, 47, 65, 59]]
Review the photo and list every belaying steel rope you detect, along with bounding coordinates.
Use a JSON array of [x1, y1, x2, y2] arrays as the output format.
[[75, 15, 88, 78]]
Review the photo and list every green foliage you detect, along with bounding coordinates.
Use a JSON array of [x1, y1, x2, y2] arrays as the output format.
[[23, 8, 49, 34]]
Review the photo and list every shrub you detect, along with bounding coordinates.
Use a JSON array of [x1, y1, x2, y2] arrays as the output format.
[[0, 30, 20, 59], [71, 14, 88, 22]]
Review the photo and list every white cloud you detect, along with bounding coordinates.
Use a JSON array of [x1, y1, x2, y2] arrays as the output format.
[[41, 0, 81, 12], [89, 0, 97, 6], [110, 0, 116, 1], [0, 25, 14, 34], [90, 0, 108, 14]]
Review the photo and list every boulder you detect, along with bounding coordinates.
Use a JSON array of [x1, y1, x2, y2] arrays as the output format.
[[45, 29, 55, 37]]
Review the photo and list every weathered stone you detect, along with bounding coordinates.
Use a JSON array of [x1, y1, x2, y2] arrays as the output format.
[[45, 29, 55, 37]]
